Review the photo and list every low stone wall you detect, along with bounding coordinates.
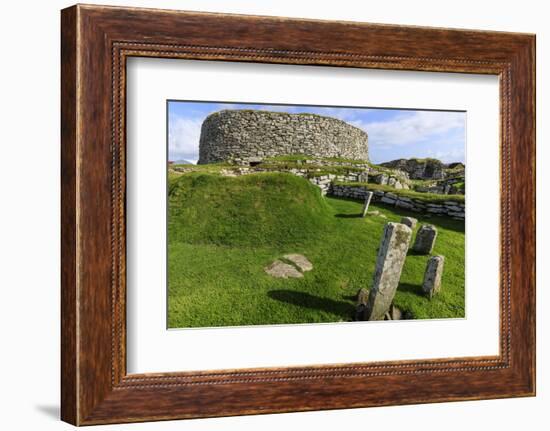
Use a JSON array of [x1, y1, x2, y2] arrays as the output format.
[[168, 167, 464, 220], [330, 184, 465, 220]]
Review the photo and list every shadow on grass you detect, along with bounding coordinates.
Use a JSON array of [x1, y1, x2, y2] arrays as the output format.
[[334, 213, 363, 219], [398, 282, 425, 296], [407, 249, 429, 256], [327, 196, 465, 234], [268, 289, 355, 317]]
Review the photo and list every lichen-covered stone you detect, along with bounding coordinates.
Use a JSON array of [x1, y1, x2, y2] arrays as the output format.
[[413, 224, 438, 254], [363, 222, 412, 321], [198, 110, 369, 164], [400, 216, 418, 230], [422, 255, 445, 298]]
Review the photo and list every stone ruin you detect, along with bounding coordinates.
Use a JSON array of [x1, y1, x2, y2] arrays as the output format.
[[198, 110, 369, 164], [381, 158, 448, 180]]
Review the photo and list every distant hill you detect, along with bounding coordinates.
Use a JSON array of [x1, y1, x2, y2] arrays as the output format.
[[380, 158, 464, 180], [171, 159, 195, 165]]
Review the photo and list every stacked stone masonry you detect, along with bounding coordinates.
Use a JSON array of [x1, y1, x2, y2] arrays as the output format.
[[330, 184, 465, 220], [198, 110, 369, 164]]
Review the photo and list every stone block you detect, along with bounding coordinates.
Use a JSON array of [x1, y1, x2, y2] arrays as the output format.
[[363, 223, 412, 320], [400, 217, 418, 230], [413, 224, 438, 254], [422, 255, 445, 298]]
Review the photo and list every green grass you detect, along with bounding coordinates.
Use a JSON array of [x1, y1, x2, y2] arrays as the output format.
[[168, 172, 465, 328]]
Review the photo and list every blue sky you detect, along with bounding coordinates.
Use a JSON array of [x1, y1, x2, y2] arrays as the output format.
[[168, 101, 465, 164]]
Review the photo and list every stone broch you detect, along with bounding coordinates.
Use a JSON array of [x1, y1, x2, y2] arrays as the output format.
[[363, 222, 412, 321], [422, 255, 445, 298], [413, 224, 438, 254], [198, 109, 369, 164]]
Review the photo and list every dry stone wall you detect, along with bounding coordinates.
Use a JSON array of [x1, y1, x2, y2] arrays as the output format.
[[198, 110, 369, 164], [330, 184, 465, 220]]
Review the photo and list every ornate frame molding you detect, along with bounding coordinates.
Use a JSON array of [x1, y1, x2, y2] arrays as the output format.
[[61, 5, 535, 425]]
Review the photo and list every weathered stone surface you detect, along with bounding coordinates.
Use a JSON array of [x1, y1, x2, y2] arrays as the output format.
[[396, 200, 414, 210], [380, 158, 447, 180], [361, 191, 374, 217], [381, 196, 396, 205], [413, 224, 438, 254], [364, 223, 412, 321], [383, 305, 403, 320], [422, 255, 445, 298], [401, 217, 418, 230], [264, 260, 303, 278], [356, 288, 370, 305], [199, 110, 369, 164], [355, 288, 370, 321], [283, 254, 313, 272], [390, 304, 403, 320], [374, 173, 389, 185]]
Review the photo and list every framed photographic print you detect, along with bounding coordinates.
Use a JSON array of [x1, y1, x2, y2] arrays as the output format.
[[61, 4, 535, 425]]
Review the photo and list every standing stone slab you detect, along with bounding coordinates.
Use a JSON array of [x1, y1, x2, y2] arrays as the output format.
[[361, 191, 374, 217], [413, 224, 438, 254], [422, 255, 445, 298], [364, 223, 412, 321], [400, 216, 418, 230]]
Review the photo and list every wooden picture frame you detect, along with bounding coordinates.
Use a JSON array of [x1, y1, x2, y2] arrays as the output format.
[[61, 4, 535, 425]]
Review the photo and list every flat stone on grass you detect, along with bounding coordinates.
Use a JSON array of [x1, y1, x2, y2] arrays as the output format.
[[264, 260, 303, 278], [283, 254, 313, 272]]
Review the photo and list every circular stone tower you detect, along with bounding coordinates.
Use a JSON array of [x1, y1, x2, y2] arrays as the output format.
[[197, 110, 369, 164]]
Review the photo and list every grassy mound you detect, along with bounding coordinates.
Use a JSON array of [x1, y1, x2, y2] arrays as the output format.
[[168, 172, 465, 328], [168, 172, 333, 248]]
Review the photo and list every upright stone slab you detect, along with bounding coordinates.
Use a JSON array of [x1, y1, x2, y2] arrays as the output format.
[[364, 222, 412, 321], [400, 216, 418, 230], [413, 224, 438, 254], [361, 191, 374, 217], [422, 255, 445, 298]]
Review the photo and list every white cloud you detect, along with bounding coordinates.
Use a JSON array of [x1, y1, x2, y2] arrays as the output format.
[[168, 116, 203, 162], [426, 147, 466, 163], [351, 111, 465, 149]]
